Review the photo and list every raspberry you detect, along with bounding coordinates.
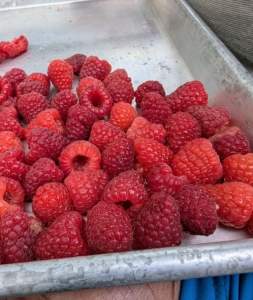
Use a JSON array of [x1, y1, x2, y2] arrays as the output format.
[[141, 92, 173, 126], [135, 80, 165, 107], [26, 72, 50, 93], [203, 182, 253, 228], [64, 53, 86, 75], [79, 84, 113, 118], [0, 210, 42, 263], [0, 76, 12, 104], [165, 111, 201, 153], [89, 120, 126, 151], [32, 182, 73, 223], [209, 126, 250, 160], [165, 80, 208, 113], [0, 35, 28, 63], [0, 131, 23, 154], [58, 140, 101, 176], [50, 89, 78, 122], [126, 116, 167, 144], [16, 79, 49, 97], [171, 138, 223, 184], [0, 96, 18, 111], [103, 68, 131, 87], [22, 157, 64, 200], [106, 80, 134, 104], [174, 185, 218, 236], [117, 169, 145, 185], [85, 201, 133, 254], [146, 162, 189, 196], [47, 59, 74, 91], [34, 211, 88, 260], [79, 55, 111, 81], [3, 68, 27, 96], [25, 127, 68, 165], [0, 106, 24, 139], [64, 169, 109, 214], [17, 92, 49, 123], [101, 138, 134, 178], [132, 192, 183, 249], [134, 138, 173, 176], [76, 76, 104, 98], [109, 101, 138, 131]]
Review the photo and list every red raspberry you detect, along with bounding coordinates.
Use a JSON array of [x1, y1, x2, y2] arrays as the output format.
[[17, 92, 49, 123], [106, 80, 134, 104], [79, 84, 113, 118], [0, 96, 18, 111], [103, 68, 131, 87], [16, 79, 49, 97], [101, 138, 134, 178], [25, 127, 68, 165], [0, 106, 24, 139], [0, 35, 28, 63], [165, 80, 208, 113], [59, 140, 101, 176], [109, 101, 138, 131], [209, 126, 250, 160], [85, 201, 133, 254], [79, 55, 111, 81], [64, 53, 87, 75], [89, 120, 126, 151], [135, 80, 165, 107], [0, 76, 12, 104], [0, 131, 23, 154], [134, 137, 173, 176], [76, 76, 104, 98], [165, 111, 201, 153], [27, 72, 50, 92], [22, 157, 64, 200], [64, 169, 109, 214], [126, 116, 167, 144], [3, 68, 27, 96], [32, 182, 73, 223], [146, 162, 189, 196], [34, 211, 88, 260], [50, 89, 78, 121], [0, 210, 42, 263], [203, 182, 253, 228], [47, 59, 74, 91], [132, 192, 183, 250], [174, 185, 218, 236], [171, 138, 223, 184], [117, 169, 145, 185], [247, 214, 253, 235]]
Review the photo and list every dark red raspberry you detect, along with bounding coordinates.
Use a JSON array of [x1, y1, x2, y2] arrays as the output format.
[[76, 76, 104, 98], [0, 131, 23, 154], [135, 80, 165, 107], [0, 35, 28, 63], [64, 169, 109, 214], [22, 157, 64, 200], [103, 68, 131, 87], [34, 211, 89, 260], [0, 96, 18, 111], [85, 201, 133, 254], [132, 192, 183, 250], [247, 214, 253, 235], [26, 72, 50, 92], [174, 185, 218, 236], [64, 53, 87, 75], [3, 68, 27, 96], [165, 80, 208, 113], [106, 80, 134, 104], [0, 106, 24, 139], [79, 55, 111, 81], [16, 79, 49, 97], [0, 76, 12, 104]]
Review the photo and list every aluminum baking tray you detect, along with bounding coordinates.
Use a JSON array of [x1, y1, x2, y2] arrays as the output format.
[[1, 0, 253, 297]]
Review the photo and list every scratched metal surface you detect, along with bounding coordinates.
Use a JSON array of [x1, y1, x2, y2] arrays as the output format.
[[1, 0, 253, 297]]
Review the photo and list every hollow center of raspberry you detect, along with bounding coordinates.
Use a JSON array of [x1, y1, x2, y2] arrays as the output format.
[[72, 155, 88, 171], [3, 192, 11, 204], [118, 200, 132, 211], [90, 93, 102, 107]]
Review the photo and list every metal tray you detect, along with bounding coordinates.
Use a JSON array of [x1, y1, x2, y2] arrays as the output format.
[[1, 0, 253, 297]]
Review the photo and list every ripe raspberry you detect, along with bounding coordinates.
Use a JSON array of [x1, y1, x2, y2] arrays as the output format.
[[174, 185, 218, 236], [17, 92, 49, 123], [89, 120, 126, 151], [0, 35, 28, 63], [59, 140, 101, 176], [0, 106, 24, 139], [203, 182, 253, 228], [22, 157, 64, 200], [50, 89, 78, 122], [209, 126, 250, 160], [109, 101, 138, 131], [26, 72, 50, 93], [34, 211, 88, 260], [0, 96, 18, 111], [165, 80, 208, 113], [64, 169, 109, 214], [79, 55, 111, 81], [32, 182, 73, 223], [85, 201, 133, 254], [135, 80, 165, 107], [3, 68, 27, 96], [16, 79, 49, 97], [132, 192, 183, 249], [79, 84, 113, 118], [247, 214, 253, 235], [126, 116, 167, 144], [117, 169, 145, 185], [0, 76, 12, 104], [106, 80, 134, 104], [185, 105, 230, 138], [165, 111, 201, 153], [146, 162, 189, 196], [171, 138, 223, 184], [101, 138, 134, 178], [47, 59, 74, 91], [64, 53, 86, 75], [134, 138, 173, 176], [0, 131, 23, 154], [25, 127, 68, 165], [141, 92, 173, 126], [76, 76, 104, 98], [103, 68, 131, 87]]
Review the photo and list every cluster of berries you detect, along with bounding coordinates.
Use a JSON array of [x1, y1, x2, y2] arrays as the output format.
[[0, 35, 28, 64], [0, 51, 252, 265]]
